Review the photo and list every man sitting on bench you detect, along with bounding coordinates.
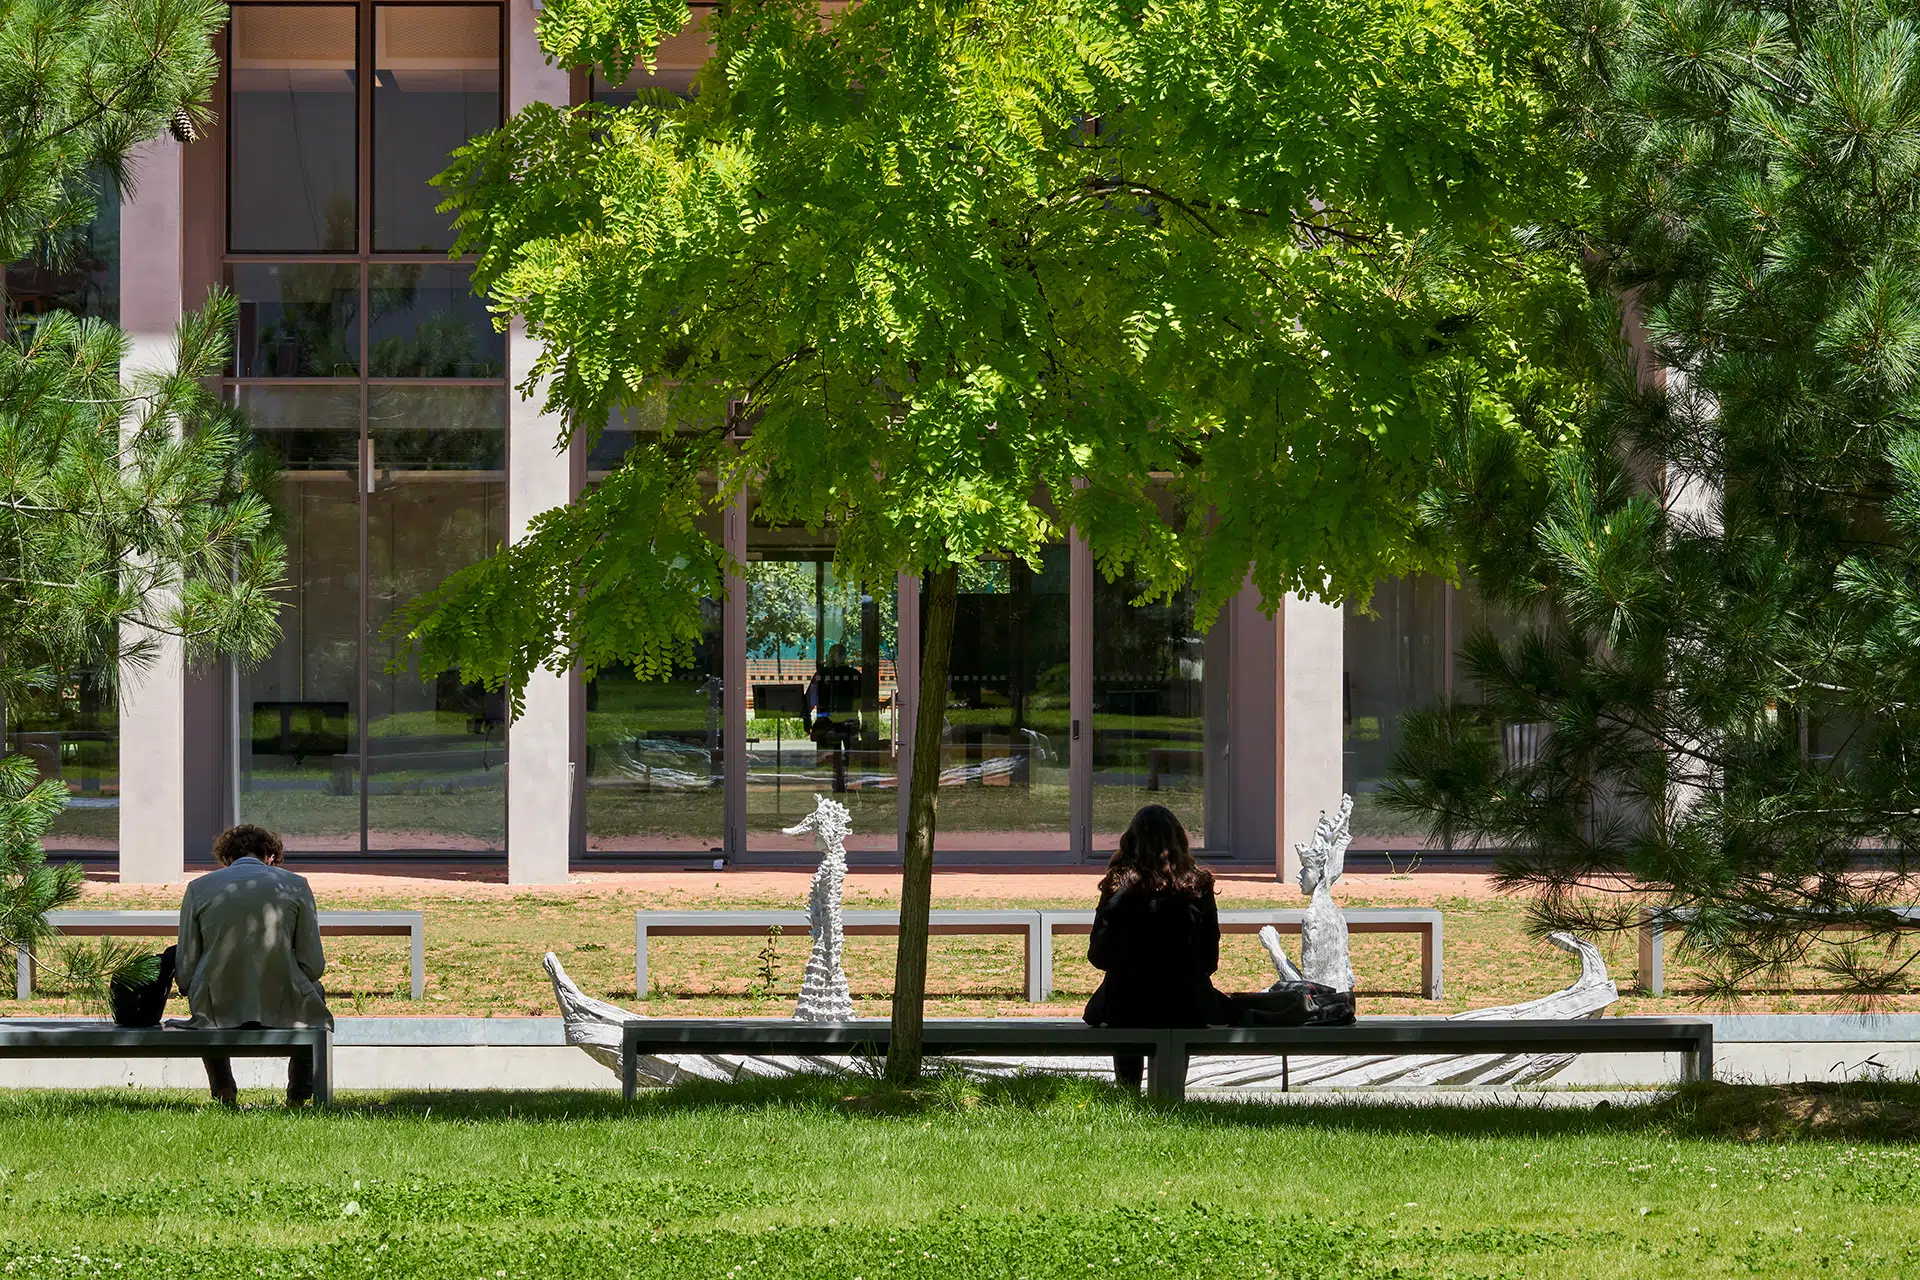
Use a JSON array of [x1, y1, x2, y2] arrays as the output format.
[[175, 825, 332, 1107]]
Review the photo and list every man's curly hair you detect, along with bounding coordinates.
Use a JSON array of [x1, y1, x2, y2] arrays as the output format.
[[212, 824, 284, 866]]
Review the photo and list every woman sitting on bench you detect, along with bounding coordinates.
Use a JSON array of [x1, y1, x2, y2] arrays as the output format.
[[175, 824, 332, 1106], [1082, 804, 1231, 1091]]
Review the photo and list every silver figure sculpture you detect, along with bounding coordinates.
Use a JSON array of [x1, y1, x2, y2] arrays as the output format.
[[1262, 794, 1355, 992], [784, 795, 856, 1021]]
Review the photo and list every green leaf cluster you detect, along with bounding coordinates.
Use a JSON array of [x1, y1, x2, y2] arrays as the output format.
[[0, 0, 225, 266], [405, 0, 1583, 700]]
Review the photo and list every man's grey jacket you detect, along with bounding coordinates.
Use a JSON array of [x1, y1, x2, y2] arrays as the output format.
[[175, 856, 333, 1029]]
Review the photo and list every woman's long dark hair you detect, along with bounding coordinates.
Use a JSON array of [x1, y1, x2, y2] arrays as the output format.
[[1099, 804, 1212, 897]]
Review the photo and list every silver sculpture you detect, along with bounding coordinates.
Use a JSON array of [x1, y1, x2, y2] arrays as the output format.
[[784, 795, 855, 1021], [1262, 794, 1355, 992]]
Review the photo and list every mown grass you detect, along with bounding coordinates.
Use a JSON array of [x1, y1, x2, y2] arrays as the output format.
[[0, 1080, 1914, 1277], [17, 883, 1914, 1021]]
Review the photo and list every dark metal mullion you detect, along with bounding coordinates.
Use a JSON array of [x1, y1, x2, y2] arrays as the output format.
[[357, 0, 372, 856]]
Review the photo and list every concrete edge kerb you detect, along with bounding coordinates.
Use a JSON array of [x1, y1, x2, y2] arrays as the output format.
[[5, 1013, 1915, 1048]]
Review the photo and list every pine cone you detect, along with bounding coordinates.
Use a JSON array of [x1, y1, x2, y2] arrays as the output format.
[[167, 107, 198, 145]]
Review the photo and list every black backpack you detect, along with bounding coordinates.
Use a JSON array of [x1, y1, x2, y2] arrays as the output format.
[[1231, 981, 1357, 1028]]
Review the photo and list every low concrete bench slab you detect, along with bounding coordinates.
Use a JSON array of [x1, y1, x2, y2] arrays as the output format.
[[619, 1017, 1171, 1100], [15, 910, 425, 1002], [636, 910, 1045, 1002], [0, 1020, 333, 1105], [1637, 906, 1920, 995], [1039, 908, 1445, 1001], [621, 1015, 1711, 1102]]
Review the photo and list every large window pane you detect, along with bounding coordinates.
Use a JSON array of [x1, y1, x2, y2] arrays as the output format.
[[4, 169, 118, 328], [233, 387, 363, 852], [233, 264, 360, 377], [1342, 576, 1448, 848], [934, 550, 1070, 851], [585, 607, 725, 854], [373, 5, 501, 252], [5, 668, 118, 854], [1091, 575, 1222, 848], [368, 264, 503, 376], [229, 5, 357, 252], [744, 538, 900, 852], [365, 386, 507, 853]]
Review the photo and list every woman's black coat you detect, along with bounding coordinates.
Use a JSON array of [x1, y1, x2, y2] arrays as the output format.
[[1081, 883, 1232, 1029]]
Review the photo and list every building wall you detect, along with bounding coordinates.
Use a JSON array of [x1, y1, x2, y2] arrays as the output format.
[[104, 1, 1360, 880]]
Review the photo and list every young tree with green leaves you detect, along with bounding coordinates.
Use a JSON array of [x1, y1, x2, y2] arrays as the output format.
[[402, 0, 1580, 1076], [1, 0, 283, 996], [1387, 0, 1920, 1002]]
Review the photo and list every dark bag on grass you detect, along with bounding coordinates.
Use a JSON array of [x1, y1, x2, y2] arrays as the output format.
[[1230, 981, 1357, 1028], [109, 945, 177, 1028]]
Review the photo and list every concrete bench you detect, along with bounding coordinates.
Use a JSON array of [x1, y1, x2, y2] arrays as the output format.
[[1038, 908, 1445, 1001], [620, 1015, 1713, 1102], [0, 1020, 334, 1105], [1637, 905, 1920, 995], [635, 910, 1046, 1003], [15, 910, 426, 1002]]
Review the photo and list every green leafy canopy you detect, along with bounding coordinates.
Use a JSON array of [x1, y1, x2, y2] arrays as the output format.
[[398, 0, 1586, 703]]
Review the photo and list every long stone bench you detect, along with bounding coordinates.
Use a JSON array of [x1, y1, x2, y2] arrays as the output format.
[[635, 910, 1045, 1002], [0, 1021, 334, 1105], [15, 910, 426, 1001], [620, 1016, 1713, 1102], [1637, 905, 1920, 995], [1038, 908, 1445, 1000]]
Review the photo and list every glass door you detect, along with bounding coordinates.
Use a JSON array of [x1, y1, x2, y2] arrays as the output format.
[[743, 532, 901, 853]]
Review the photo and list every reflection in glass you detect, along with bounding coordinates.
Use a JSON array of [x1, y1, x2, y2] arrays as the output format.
[[365, 387, 507, 852], [585, 604, 725, 853], [591, 8, 712, 105], [368, 264, 503, 376], [1342, 576, 1448, 847], [1091, 575, 1220, 847], [232, 263, 359, 376], [5, 667, 118, 853], [744, 550, 899, 850], [4, 169, 118, 328], [229, 5, 357, 252], [232, 387, 363, 851], [935, 551, 1070, 851], [373, 4, 501, 251]]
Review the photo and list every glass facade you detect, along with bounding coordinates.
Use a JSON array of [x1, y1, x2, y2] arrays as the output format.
[[234, 388, 364, 852], [4, 669, 120, 855], [743, 530, 902, 853], [233, 263, 361, 376], [372, 5, 501, 251], [202, 2, 1295, 866], [228, 6, 358, 252], [1091, 574, 1221, 849], [228, 2, 508, 854], [935, 551, 1071, 851], [1342, 576, 1449, 847], [1343, 576, 1530, 849], [4, 169, 120, 328]]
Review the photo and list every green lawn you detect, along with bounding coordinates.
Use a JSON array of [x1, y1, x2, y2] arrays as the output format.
[[0, 1081, 1913, 1277]]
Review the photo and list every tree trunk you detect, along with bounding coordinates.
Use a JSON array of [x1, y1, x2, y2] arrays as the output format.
[[885, 563, 958, 1083]]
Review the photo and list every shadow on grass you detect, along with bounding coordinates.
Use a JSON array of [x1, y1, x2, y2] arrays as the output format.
[[4, 1075, 1917, 1143]]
